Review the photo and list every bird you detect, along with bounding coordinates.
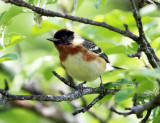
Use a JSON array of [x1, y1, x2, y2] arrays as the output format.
[[47, 29, 122, 96]]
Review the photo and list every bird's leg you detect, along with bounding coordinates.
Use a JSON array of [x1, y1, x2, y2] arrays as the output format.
[[100, 76, 104, 97], [77, 81, 87, 94]]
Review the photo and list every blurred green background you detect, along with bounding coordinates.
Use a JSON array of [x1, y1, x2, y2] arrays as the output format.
[[0, 0, 160, 123]]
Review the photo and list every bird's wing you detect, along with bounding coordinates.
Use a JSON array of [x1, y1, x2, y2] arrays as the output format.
[[82, 38, 110, 63]]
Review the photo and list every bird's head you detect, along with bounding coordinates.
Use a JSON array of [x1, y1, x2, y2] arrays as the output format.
[[47, 29, 84, 46]]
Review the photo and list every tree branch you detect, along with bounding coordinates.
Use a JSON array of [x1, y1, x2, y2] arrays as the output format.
[[0, 72, 119, 115], [0, 88, 118, 104], [129, 0, 160, 68], [110, 94, 160, 118], [72, 94, 104, 115], [130, 0, 145, 38], [3, 0, 138, 41], [3, 0, 160, 68], [1, 0, 160, 120], [60, 76, 106, 122]]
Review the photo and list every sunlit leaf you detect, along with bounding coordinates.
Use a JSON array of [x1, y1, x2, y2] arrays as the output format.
[[104, 10, 136, 30], [28, 0, 34, 4], [126, 42, 139, 54], [34, 13, 43, 28], [94, 15, 104, 22], [0, 12, 6, 23], [104, 45, 126, 55], [47, 0, 58, 4], [94, 0, 106, 9], [0, 33, 25, 50], [31, 20, 61, 35], [132, 69, 160, 80], [0, 6, 23, 26], [153, 115, 160, 123], [103, 79, 134, 89], [97, 41, 116, 49], [151, 37, 160, 50], [25, 56, 57, 78], [98, 95, 113, 106], [130, 69, 160, 93], [115, 88, 133, 103], [140, 4, 160, 17], [76, 0, 85, 9], [34, 0, 39, 5], [0, 53, 18, 62]]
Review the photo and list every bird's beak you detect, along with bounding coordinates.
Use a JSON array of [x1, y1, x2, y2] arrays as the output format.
[[47, 38, 60, 42]]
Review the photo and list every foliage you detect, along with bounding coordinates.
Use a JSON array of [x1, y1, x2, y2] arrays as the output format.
[[0, 0, 159, 123]]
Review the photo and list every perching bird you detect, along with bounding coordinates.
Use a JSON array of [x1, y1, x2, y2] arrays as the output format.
[[47, 29, 121, 95]]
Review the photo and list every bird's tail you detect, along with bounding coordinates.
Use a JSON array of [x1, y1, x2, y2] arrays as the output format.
[[105, 63, 124, 72]]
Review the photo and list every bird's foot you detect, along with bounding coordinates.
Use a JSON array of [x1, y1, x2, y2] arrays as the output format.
[[100, 82, 105, 97], [77, 81, 87, 94]]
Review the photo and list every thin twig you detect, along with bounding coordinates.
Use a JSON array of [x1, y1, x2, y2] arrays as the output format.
[[81, 97, 105, 123], [110, 94, 160, 118], [4, 79, 9, 91], [72, 94, 104, 115], [110, 107, 133, 116], [3, 0, 138, 41], [141, 108, 152, 123], [130, 0, 145, 38], [128, 46, 145, 58], [65, 74, 105, 121], [3, 0, 160, 68], [52, 71, 77, 89], [133, 82, 138, 107]]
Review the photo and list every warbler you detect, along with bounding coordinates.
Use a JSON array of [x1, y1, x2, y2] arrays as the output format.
[[47, 29, 121, 95]]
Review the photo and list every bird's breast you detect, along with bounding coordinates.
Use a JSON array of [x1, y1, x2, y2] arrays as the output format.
[[56, 45, 97, 62], [56, 45, 106, 81]]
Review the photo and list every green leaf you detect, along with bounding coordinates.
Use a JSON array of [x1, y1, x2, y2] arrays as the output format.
[[31, 20, 61, 35], [0, 12, 6, 22], [104, 45, 126, 55], [104, 79, 134, 89], [0, 6, 23, 26], [126, 42, 139, 54], [94, 0, 101, 9], [0, 33, 25, 50], [98, 95, 113, 106], [130, 69, 160, 94], [94, 0, 106, 9], [140, 4, 160, 17], [151, 37, 160, 50], [34, 13, 43, 28], [153, 116, 160, 123], [132, 69, 160, 80], [76, 0, 85, 9], [28, 0, 34, 4], [104, 10, 136, 30], [115, 88, 133, 103], [104, 10, 152, 30], [153, 107, 160, 123], [34, 0, 39, 5], [0, 53, 18, 62], [97, 41, 116, 49], [47, 0, 58, 4]]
